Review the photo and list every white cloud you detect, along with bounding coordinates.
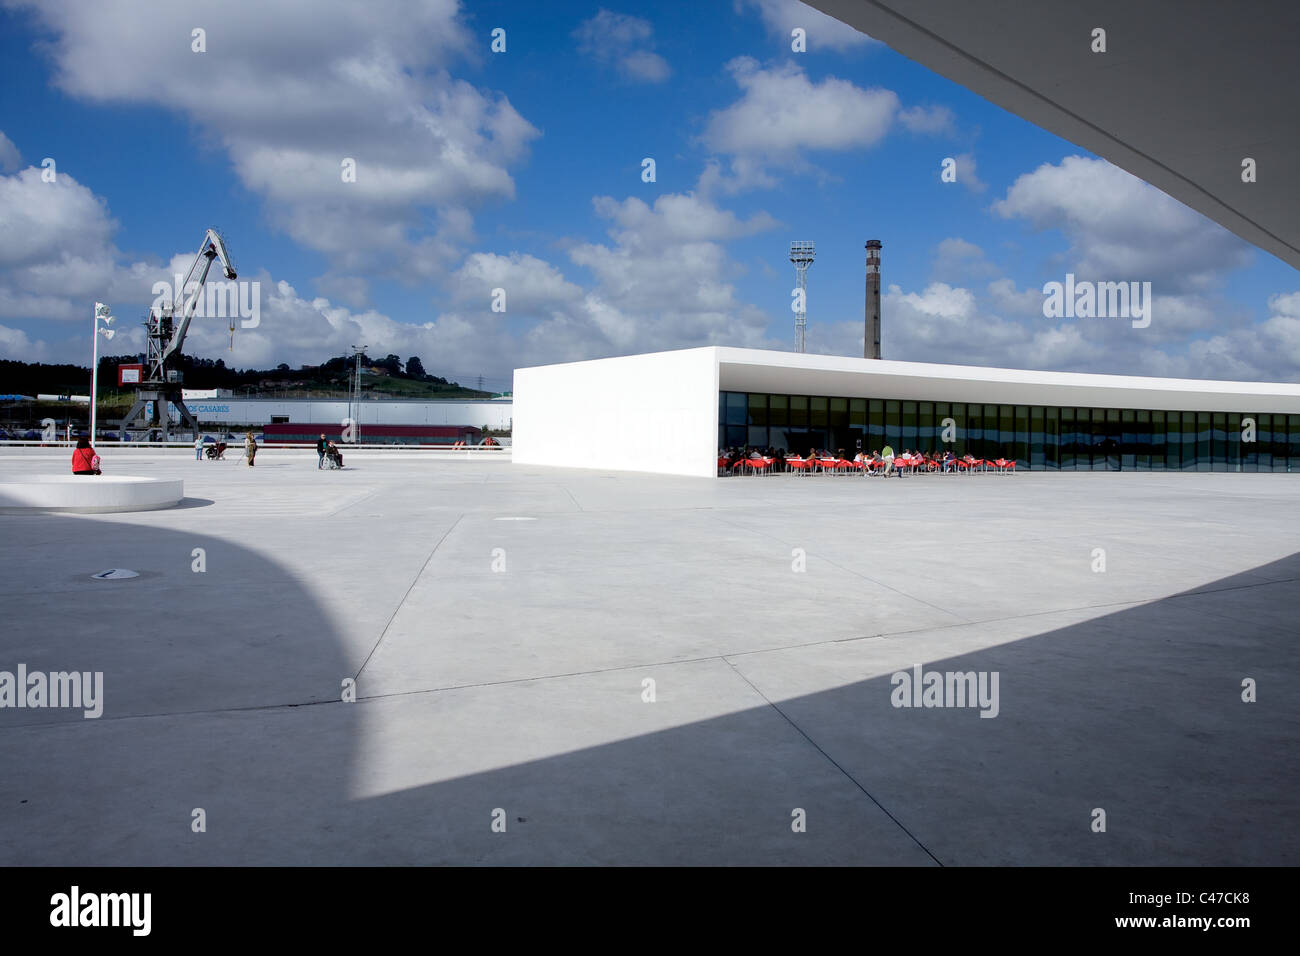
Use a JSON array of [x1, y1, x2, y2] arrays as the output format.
[[574, 10, 671, 83], [899, 105, 955, 135], [993, 156, 1251, 291], [0, 323, 51, 362], [933, 238, 997, 281], [699, 59, 952, 194], [5, 0, 539, 283], [704, 58, 898, 158], [735, 0, 878, 52], [950, 152, 986, 193]]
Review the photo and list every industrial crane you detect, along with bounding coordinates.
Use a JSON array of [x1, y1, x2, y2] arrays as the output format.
[[119, 229, 237, 442]]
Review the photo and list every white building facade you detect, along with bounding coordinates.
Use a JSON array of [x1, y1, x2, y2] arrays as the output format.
[[513, 347, 1300, 478]]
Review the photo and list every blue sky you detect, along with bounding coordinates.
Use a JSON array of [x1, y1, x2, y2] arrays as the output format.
[[1, 0, 1297, 392]]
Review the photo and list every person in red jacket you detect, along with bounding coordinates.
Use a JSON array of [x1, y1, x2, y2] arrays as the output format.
[[71, 436, 101, 475]]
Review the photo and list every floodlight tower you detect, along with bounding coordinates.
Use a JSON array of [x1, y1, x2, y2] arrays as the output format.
[[789, 241, 816, 353]]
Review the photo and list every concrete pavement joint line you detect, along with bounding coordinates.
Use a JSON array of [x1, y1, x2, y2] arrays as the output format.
[[706, 511, 970, 625], [353, 512, 467, 682], [720, 655, 944, 867], [557, 483, 585, 512], [327, 485, 387, 517]]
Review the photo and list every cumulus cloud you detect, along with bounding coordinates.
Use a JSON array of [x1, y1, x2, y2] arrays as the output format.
[[735, 0, 878, 52], [0, 323, 52, 362], [993, 156, 1251, 292], [699, 59, 952, 194], [949, 152, 986, 193], [899, 105, 955, 135], [574, 10, 671, 82], [5, 0, 539, 283]]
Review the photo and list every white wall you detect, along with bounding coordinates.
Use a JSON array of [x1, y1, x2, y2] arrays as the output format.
[[513, 349, 718, 477], [177, 399, 513, 429]]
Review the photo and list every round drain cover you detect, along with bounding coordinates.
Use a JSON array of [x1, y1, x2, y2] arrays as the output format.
[[92, 569, 139, 580]]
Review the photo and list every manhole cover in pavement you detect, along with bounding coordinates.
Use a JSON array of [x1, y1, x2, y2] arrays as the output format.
[[92, 569, 139, 580]]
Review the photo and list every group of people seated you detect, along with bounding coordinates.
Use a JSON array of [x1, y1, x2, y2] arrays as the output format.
[[718, 446, 1015, 475]]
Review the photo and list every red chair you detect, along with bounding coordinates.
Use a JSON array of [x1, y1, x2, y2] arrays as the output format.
[[786, 457, 813, 476]]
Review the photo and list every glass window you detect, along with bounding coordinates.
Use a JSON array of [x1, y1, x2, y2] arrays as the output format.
[[1290, 415, 1300, 474], [1226, 413, 1242, 472], [1165, 411, 1180, 470], [902, 401, 918, 452], [790, 395, 808, 428], [726, 391, 747, 426], [1258, 414, 1274, 471], [849, 398, 865, 428], [1060, 407, 1075, 470], [725, 425, 746, 448], [1150, 411, 1165, 470], [1211, 412, 1227, 472], [1014, 406, 1029, 467], [1044, 406, 1059, 469], [748, 393, 767, 427], [945, 403, 962, 455], [748, 425, 768, 448], [868, 399, 884, 451], [1135, 410, 1150, 470], [1273, 414, 1290, 471], [810, 397, 828, 428], [1121, 409, 1136, 470], [1105, 408, 1120, 471], [885, 400, 900, 449], [1180, 412, 1197, 471], [919, 402, 935, 455], [968, 404, 983, 459], [1030, 407, 1044, 470], [829, 396, 848, 429], [769, 395, 788, 428], [1194, 411, 1210, 471], [1078, 408, 1094, 471], [996, 405, 1012, 460]]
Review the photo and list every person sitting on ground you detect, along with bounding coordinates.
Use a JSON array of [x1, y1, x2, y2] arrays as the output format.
[[71, 436, 101, 475]]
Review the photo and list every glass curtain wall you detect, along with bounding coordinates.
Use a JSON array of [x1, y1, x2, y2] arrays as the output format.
[[720, 390, 1300, 471]]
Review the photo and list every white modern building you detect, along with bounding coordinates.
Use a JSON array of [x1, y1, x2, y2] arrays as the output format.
[[513, 347, 1300, 477]]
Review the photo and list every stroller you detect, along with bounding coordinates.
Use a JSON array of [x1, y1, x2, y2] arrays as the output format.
[[324, 443, 343, 469], [204, 442, 227, 460]]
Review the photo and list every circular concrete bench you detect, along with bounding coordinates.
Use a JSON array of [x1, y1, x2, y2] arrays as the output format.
[[0, 475, 184, 514]]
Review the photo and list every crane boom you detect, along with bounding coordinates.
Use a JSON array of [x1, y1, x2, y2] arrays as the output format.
[[159, 228, 237, 368], [119, 227, 241, 442]]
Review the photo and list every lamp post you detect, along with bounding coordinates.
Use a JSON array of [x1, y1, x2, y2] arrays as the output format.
[[91, 302, 115, 441]]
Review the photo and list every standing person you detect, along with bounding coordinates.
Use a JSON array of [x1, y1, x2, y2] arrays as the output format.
[[194, 435, 204, 460], [316, 433, 328, 469], [71, 436, 101, 475], [881, 443, 895, 476], [244, 431, 258, 468]]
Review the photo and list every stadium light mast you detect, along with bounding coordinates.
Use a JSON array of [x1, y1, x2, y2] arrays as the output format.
[[349, 344, 367, 443], [789, 241, 815, 353]]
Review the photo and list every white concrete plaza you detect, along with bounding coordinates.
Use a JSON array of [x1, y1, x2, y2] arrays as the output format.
[[0, 448, 1296, 864]]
